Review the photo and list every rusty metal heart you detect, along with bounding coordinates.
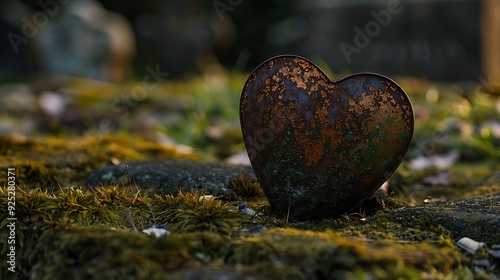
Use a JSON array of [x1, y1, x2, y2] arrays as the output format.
[[240, 55, 414, 221]]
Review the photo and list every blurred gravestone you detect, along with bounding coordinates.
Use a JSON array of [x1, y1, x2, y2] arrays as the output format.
[[288, 0, 499, 84], [36, 0, 135, 82]]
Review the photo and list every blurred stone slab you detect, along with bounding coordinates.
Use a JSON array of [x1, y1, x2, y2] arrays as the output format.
[[86, 159, 256, 197], [387, 193, 500, 245], [36, 0, 135, 82], [288, 0, 497, 82]]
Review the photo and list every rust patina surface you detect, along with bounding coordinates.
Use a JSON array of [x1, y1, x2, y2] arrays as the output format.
[[240, 55, 414, 221]]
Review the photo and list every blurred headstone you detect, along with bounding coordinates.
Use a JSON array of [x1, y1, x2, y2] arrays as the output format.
[[36, 0, 135, 82], [286, 0, 497, 82]]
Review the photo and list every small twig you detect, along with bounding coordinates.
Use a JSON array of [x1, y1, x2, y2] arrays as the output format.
[[55, 177, 65, 194], [125, 207, 138, 232], [16, 185, 28, 196], [124, 160, 133, 193], [131, 183, 142, 205], [147, 204, 160, 225], [87, 184, 97, 196]]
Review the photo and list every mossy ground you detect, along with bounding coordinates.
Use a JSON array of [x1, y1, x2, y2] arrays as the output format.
[[1, 180, 488, 279], [1, 75, 499, 279]]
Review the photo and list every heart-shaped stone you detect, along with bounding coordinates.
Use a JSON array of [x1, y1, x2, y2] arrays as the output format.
[[240, 55, 414, 221]]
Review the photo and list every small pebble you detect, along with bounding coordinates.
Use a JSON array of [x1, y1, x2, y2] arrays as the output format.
[[199, 195, 215, 202], [457, 237, 486, 254], [237, 204, 256, 216], [143, 223, 170, 238]]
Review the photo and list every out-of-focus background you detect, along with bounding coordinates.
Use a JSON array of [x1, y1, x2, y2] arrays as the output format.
[[1, 2, 500, 278], [0, 0, 499, 164], [2, 0, 500, 82]]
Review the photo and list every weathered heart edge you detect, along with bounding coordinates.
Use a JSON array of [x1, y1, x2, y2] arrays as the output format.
[[241, 54, 414, 96]]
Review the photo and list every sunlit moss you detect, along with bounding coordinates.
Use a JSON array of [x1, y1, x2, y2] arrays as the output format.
[[0, 134, 199, 189]]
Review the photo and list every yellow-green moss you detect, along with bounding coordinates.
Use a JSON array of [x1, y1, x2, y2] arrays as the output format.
[[1, 184, 480, 279], [0, 134, 199, 189]]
